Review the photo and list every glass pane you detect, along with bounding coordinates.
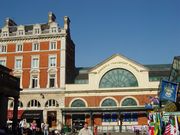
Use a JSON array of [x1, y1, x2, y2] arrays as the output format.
[[71, 99, 85, 107], [99, 68, 138, 88], [122, 98, 137, 106]]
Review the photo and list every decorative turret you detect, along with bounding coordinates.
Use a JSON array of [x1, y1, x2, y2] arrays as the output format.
[[4, 18, 17, 27], [48, 12, 56, 23], [64, 16, 70, 31]]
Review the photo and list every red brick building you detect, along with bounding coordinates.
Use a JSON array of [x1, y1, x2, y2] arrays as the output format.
[[0, 12, 75, 129]]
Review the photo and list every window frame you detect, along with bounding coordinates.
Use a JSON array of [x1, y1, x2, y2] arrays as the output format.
[[15, 57, 23, 70]]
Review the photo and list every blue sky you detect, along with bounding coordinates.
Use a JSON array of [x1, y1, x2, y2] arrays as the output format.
[[0, 0, 180, 67]]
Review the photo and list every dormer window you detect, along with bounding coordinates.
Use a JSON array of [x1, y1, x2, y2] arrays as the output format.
[[17, 25, 25, 36], [49, 22, 58, 33], [33, 24, 41, 35], [2, 31, 8, 37], [51, 27, 57, 33], [34, 28, 40, 34], [18, 30, 24, 35]]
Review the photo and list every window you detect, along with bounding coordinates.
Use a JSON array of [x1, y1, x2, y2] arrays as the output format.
[[16, 44, 23, 52], [2, 31, 8, 37], [123, 113, 138, 122], [9, 101, 23, 108], [45, 99, 59, 107], [15, 58, 22, 69], [121, 98, 137, 106], [32, 76, 38, 88], [49, 74, 56, 88], [71, 99, 86, 107], [99, 68, 138, 88], [27, 99, 41, 107], [101, 98, 117, 107], [34, 28, 40, 34], [32, 42, 39, 51], [51, 27, 57, 33], [0, 58, 6, 66], [18, 30, 24, 35], [102, 113, 118, 122], [31, 57, 39, 68], [49, 41, 57, 50], [49, 56, 56, 67], [0, 44, 7, 53]]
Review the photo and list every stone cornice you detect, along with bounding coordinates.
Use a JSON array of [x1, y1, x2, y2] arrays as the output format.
[[0, 33, 68, 42]]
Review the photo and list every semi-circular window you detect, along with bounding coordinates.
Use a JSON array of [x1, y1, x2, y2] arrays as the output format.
[[99, 68, 138, 88], [121, 98, 137, 106], [27, 99, 41, 107], [10, 101, 23, 108], [101, 98, 117, 107], [45, 99, 59, 107], [71, 99, 86, 107]]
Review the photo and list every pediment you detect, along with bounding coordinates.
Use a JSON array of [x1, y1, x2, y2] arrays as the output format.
[[90, 54, 149, 74]]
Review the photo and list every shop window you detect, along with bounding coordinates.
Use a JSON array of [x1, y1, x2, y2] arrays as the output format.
[[102, 113, 118, 122], [123, 113, 138, 122]]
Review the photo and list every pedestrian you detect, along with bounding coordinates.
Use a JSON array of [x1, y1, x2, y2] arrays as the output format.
[[78, 122, 93, 135], [94, 125, 98, 135], [43, 122, 49, 135], [30, 120, 37, 135]]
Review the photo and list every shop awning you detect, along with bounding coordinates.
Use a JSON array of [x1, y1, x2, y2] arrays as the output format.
[[61, 106, 149, 114], [21, 110, 43, 120], [8, 109, 24, 119]]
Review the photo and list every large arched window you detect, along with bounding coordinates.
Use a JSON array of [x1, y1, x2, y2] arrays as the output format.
[[9, 101, 23, 108], [71, 99, 86, 107], [45, 99, 59, 107], [121, 98, 137, 106], [27, 99, 41, 107], [99, 68, 138, 88], [101, 98, 117, 107]]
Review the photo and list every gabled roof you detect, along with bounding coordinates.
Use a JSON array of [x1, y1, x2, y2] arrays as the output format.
[[89, 53, 149, 72]]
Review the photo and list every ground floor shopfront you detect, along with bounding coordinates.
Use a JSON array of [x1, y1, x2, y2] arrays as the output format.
[[62, 107, 150, 132]]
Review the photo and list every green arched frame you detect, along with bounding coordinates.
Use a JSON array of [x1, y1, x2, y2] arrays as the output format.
[[101, 98, 117, 107], [99, 68, 138, 88], [121, 98, 137, 106], [71, 99, 86, 107]]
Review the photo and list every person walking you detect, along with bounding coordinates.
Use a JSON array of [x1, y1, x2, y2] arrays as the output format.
[[78, 122, 93, 135]]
